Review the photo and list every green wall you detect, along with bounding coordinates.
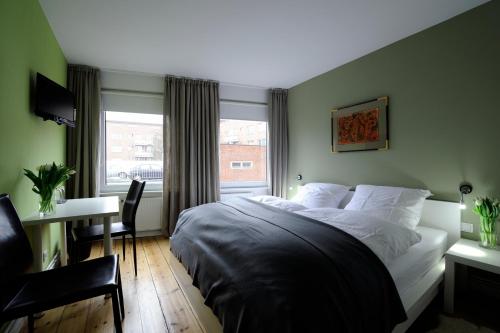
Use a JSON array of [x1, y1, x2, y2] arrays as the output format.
[[0, 0, 67, 267], [288, 1, 500, 238]]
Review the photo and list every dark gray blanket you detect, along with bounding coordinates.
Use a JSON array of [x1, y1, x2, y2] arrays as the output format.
[[170, 197, 406, 333]]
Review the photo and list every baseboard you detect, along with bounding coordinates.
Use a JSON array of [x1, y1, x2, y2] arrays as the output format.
[[136, 229, 163, 237], [2, 318, 25, 333], [46, 251, 61, 270]]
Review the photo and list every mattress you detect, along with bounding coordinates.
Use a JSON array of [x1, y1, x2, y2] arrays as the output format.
[[387, 226, 447, 295]]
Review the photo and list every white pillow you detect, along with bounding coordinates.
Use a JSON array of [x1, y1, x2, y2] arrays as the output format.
[[344, 185, 432, 229], [250, 195, 307, 212], [290, 183, 350, 209], [296, 208, 422, 265]]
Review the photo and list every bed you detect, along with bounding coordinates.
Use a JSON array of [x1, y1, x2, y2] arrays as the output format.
[[168, 189, 460, 333]]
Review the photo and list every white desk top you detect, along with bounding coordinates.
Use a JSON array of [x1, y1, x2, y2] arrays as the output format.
[[22, 196, 120, 226], [446, 238, 500, 274]]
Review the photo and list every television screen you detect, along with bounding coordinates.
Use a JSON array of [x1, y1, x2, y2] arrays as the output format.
[[35, 73, 76, 127]]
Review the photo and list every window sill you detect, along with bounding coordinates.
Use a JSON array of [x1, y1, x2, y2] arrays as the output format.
[[220, 186, 269, 200], [100, 191, 162, 199]]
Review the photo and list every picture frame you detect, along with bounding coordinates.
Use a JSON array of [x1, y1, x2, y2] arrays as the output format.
[[331, 96, 389, 152]]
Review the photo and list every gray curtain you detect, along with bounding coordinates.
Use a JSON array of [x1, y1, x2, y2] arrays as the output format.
[[269, 89, 289, 198], [162, 76, 220, 236], [66, 64, 101, 207]]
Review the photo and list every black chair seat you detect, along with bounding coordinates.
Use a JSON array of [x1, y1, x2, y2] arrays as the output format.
[[2, 255, 119, 318], [72, 222, 132, 242]]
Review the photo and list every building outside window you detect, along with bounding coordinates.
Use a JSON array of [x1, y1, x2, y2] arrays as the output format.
[[220, 119, 267, 186], [103, 111, 163, 191]]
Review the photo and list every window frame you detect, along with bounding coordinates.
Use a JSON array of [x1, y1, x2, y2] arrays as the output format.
[[99, 110, 164, 194], [219, 100, 270, 190]]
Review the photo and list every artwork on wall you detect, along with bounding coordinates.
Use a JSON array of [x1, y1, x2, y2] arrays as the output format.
[[331, 96, 388, 152]]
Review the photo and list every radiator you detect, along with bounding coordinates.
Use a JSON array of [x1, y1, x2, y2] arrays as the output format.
[[114, 196, 163, 232], [220, 187, 269, 201]]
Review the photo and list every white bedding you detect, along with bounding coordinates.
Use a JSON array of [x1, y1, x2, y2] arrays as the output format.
[[250, 195, 448, 290], [251, 195, 308, 211], [387, 226, 447, 295], [295, 207, 421, 265]]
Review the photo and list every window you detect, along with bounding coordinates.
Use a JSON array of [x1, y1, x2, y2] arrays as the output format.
[[230, 161, 253, 169], [220, 119, 267, 187], [102, 111, 163, 191]]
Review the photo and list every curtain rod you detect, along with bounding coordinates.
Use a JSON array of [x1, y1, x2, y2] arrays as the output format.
[[220, 98, 267, 106], [101, 90, 268, 106], [101, 88, 163, 98]]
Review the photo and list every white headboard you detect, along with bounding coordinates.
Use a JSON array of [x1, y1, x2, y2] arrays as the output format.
[[339, 191, 460, 249], [420, 199, 460, 249]]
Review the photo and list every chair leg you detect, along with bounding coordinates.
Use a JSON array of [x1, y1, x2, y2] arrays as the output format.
[[28, 314, 34, 333], [118, 269, 125, 319], [132, 234, 137, 276], [112, 290, 123, 333], [122, 235, 125, 261]]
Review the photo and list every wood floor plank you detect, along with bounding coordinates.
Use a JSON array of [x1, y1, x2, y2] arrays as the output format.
[[119, 239, 144, 333], [143, 238, 203, 333], [56, 300, 90, 333], [134, 239, 169, 333], [155, 237, 211, 333], [34, 307, 64, 333], [83, 296, 114, 333]]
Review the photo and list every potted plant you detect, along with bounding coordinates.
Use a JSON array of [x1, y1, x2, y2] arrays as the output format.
[[473, 197, 500, 249], [24, 163, 76, 216]]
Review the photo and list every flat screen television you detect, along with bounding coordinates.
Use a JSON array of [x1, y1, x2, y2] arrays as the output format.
[[35, 73, 76, 127]]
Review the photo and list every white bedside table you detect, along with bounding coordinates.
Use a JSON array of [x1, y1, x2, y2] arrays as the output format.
[[444, 238, 500, 313]]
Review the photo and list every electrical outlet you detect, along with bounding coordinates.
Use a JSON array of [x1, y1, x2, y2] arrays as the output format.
[[461, 222, 474, 233], [42, 249, 48, 263]]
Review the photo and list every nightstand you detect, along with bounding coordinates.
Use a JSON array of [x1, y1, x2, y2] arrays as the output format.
[[444, 238, 500, 313]]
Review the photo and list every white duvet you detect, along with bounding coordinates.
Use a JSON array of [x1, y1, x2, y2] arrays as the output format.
[[251, 196, 422, 265]]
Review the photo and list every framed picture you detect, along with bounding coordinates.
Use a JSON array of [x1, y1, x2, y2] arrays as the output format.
[[331, 96, 388, 152]]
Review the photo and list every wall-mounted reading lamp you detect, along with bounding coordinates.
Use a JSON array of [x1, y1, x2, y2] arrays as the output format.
[[289, 174, 303, 191], [459, 182, 473, 210]]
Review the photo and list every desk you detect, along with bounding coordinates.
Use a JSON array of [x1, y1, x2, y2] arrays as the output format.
[[22, 197, 120, 271]]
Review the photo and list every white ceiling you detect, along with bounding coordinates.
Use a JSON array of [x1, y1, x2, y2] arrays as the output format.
[[39, 0, 488, 88]]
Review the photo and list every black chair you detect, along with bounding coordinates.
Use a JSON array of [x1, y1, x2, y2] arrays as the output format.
[[0, 194, 124, 333], [72, 180, 145, 276]]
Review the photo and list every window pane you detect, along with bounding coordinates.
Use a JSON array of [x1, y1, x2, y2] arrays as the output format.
[[105, 111, 163, 186], [220, 119, 267, 184]]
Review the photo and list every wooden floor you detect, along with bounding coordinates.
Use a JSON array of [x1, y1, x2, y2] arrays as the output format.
[[14, 237, 500, 333], [18, 237, 204, 333]]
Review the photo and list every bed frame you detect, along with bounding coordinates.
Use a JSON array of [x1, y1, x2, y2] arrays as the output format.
[[167, 199, 460, 333]]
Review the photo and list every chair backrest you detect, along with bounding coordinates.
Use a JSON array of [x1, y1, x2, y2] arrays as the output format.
[[122, 180, 146, 228], [0, 194, 33, 285]]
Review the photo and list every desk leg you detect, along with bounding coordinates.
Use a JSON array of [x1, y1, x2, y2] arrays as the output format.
[[60, 222, 68, 266], [32, 224, 43, 272], [104, 216, 112, 256], [444, 256, 455, 314], [32, 224, 45, 318], [103, 217, 113, 299]]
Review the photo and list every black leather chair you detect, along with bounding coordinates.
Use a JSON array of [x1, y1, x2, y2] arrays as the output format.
[[72, 180, 145, 276], [0, 194, 124, 333]]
